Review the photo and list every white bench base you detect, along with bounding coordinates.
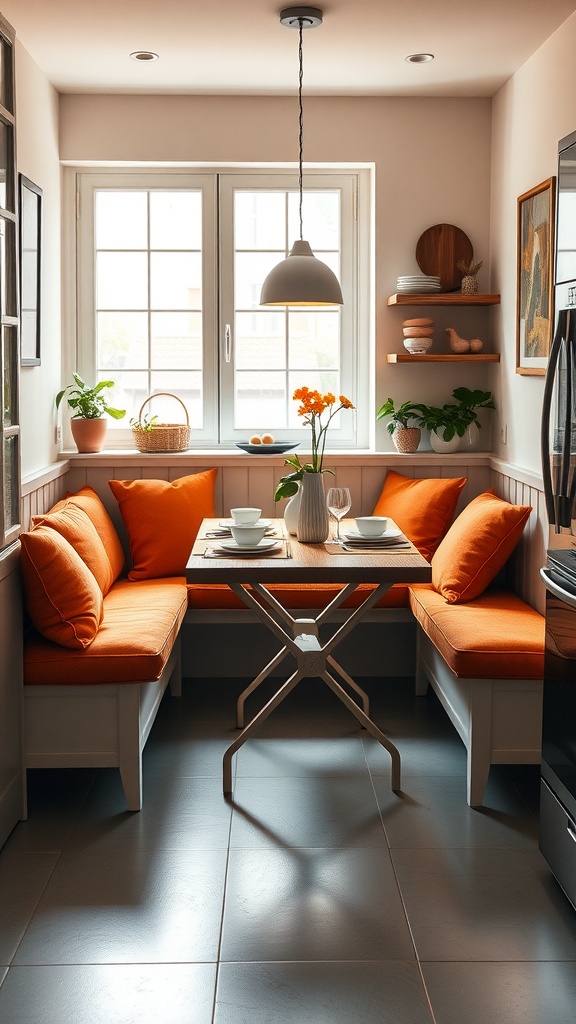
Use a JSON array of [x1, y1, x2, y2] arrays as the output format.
[[415, 626, 543, 807], [23, 638, 182, 812]]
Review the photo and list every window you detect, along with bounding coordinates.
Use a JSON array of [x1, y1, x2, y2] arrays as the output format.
[[73, 167, 370, 449]]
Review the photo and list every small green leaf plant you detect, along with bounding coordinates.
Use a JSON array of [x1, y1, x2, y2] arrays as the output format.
[[55, 374, 125, 420], [376, 398, 424, 435]]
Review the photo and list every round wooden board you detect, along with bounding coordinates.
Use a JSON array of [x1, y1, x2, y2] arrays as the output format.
[[416, 224, 473, 292]]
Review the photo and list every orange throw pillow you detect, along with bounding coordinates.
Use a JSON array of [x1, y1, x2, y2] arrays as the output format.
[[32, 503, 114, 596], [20, 526, 103, 649], [373, 470, 466, 561], [431, 490, 531, 603], [109, 469, 217, 581], [51, 485, 126, 585]]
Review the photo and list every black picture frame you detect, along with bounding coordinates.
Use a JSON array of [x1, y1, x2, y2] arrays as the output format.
[[19, 173, 42, 365]]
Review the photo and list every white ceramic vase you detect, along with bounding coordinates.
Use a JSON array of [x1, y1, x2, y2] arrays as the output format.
[[429, 427, 460, 454], [297, 472, 330, 543], [283, 485, 301, 536]]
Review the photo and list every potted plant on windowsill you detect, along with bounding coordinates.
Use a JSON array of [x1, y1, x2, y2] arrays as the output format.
[[414, 402, 470, 453], [56, 374, 125, 453], [451, 387, 495, 449], [376, 398, 423, 453]]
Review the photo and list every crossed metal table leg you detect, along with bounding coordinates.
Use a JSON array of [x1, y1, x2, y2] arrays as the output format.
[[222, 580, 401, 796]]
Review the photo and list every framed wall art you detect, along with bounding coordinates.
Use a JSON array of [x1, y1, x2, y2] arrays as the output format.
[[19, 173, 42, 366], [516, 176, 556, 376]]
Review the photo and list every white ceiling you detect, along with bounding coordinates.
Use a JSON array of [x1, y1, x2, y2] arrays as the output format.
[[3, 0, 576, 97]]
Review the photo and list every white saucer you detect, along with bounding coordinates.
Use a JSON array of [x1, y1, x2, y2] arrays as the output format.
[[219, 518, 273, 530], [218, 538, 281, 554], [344, 528, 402, 541]]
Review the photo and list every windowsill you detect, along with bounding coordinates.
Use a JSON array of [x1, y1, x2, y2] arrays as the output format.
[[58, 448, 495, 463]]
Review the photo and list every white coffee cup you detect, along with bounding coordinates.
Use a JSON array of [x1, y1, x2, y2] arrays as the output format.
[[230, 507, 262, 526], [355, 516, 387, 537], [230, 523, 266, 547]]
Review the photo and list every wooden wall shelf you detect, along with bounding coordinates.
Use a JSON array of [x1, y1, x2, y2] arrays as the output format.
[[387, 293, 501, 306], [386, 353, 500, 363]]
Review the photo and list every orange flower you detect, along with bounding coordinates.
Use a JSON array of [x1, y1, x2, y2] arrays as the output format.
[[287, 387, 356, 474]]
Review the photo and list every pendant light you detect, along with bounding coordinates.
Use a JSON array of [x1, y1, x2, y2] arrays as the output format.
[[260, 6, 344, 307]]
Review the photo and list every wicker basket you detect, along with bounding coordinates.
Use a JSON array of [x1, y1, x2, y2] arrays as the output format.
[[132, 393, 191, 453]]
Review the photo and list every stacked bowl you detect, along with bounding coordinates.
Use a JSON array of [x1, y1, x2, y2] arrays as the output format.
[[403, 317, 434, 354]]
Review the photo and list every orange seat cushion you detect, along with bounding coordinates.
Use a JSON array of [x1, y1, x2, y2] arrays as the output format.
[[109, 469, 217, 581], [20, 526, 104, 649], [408, 584, 544, 679], [50, 485, 126, 585], [186, 581, 410, 610], [431, 490, 531, 603], [32, 503, 114, 596], [24, 577, 188, 686], [373, 470, 466, 561]]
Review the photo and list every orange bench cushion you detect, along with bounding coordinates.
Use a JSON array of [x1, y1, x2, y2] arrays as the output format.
[[186, 581, 410, 610], [408, 584, 544, 679], [24, 577, 187, 686]]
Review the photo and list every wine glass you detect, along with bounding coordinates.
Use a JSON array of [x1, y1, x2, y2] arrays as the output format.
[[326, 487, 351, 542]]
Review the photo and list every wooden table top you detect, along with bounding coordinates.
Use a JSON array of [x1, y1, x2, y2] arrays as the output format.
[[186, 519, 431, 585]]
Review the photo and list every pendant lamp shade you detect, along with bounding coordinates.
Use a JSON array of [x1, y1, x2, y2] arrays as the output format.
[[259, 8, 343, 308], [260, 239, 344, 306]]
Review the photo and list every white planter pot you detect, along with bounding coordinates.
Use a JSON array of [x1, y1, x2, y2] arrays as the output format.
[[429, 428, 460, 454], [283, 485, 301, 536]]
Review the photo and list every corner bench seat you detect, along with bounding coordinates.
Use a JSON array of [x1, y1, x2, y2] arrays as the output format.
[[23, 577, 188, 811], [408, 585, 545, 806]]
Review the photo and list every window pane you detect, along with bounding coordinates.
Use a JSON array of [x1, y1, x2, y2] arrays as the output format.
[[288, 191, 340, 250], [151, 312, 202, 369], [235, 370, 286, 429], [235, 312, 285, 369], [149, 373, 202, 430], [101, 370, 149, 428], [150, 192, 202, 250], [235, 251, 280, 309], [98, 312, 148, 370], [150, 252, 201, 309], [287, 370, 340, 427], [96, 192, 147, 249], [288, 311, 340, 370], [3, 326, 17, 425], [97, 252, 148, 309], [235, 191, 286, 249]]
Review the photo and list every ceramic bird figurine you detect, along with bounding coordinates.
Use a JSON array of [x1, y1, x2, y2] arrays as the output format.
[[445, 327, 470, 353]]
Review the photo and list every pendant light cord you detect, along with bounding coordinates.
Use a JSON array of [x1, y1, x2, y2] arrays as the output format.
[[298, 17, 304, 240]]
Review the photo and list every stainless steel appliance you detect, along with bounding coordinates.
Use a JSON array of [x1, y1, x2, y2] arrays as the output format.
[[539, 129, 576, 907]]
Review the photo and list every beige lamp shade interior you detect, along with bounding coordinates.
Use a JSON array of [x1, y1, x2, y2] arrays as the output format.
[[260, 239, 344, 306]]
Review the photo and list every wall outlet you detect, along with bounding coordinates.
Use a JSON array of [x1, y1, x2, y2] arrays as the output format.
[[55, 425, 62, 445], [499, 423, 507, 445]]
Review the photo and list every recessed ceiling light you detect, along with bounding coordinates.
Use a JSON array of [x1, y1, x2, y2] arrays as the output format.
[[130, 51, 159, 62], [405, 53, 434, 63]]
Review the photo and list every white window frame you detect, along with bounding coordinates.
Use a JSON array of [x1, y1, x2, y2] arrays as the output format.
[[68, 165, 372, 450]]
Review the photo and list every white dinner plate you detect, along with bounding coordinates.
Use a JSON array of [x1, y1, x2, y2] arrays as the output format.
[[343, 527, 402, 541], [219, 518, 273, 530], [217, 538, 281, 554]]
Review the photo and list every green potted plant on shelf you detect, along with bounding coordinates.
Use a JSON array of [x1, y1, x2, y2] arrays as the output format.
[[376, 398, 423, 453], [56, 373, 125, 453], [415, 388, 495, 454]]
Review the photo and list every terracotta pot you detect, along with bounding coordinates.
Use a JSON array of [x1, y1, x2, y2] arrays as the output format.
[[392, 426, 421, 453], [70, 417, 107, 453]]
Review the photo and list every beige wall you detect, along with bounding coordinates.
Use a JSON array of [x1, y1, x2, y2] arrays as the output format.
[[490, 11, 576, 475], [16, 40, 61, 477]]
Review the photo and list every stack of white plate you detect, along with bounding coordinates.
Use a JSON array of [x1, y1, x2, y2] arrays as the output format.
[[396, 274, 441, 294]]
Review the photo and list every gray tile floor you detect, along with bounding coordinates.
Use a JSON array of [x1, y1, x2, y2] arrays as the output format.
[[1, 675, 576, 1023]]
